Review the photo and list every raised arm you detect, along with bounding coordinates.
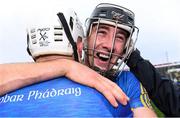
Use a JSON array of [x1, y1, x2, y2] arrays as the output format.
[[127, 49, 180, 116], [0, 59, 129, 107]]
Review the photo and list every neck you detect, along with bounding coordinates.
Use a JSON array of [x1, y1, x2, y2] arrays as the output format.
[[35, 55, 73, 62]]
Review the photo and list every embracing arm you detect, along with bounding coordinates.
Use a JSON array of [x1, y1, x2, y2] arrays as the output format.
[[127, 49, 180, 116], [0, 59, 129, 107], [0, 61, 67, 95]]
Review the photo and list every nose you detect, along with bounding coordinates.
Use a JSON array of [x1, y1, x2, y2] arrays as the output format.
[[101, 31, 115, 52]]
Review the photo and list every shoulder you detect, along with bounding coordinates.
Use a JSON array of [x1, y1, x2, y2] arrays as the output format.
[[116, 71, 139, 83], [115, 71, 142, 95], [116, 71, 152, 109]]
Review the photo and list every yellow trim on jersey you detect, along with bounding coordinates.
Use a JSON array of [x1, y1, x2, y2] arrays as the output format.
[[140, 84, 152, 108]]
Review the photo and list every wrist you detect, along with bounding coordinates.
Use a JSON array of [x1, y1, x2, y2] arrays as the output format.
[[60, 59, 77, 77]]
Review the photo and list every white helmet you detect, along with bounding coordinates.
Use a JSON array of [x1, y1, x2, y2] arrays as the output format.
[[27, 10, 84, 61]]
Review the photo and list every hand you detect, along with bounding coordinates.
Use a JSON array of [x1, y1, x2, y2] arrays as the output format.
[[65, 60, 129, 107], [126, 48, 142, 68]]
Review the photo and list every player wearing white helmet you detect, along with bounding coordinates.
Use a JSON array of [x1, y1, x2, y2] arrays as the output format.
[[0, 3, 156, 117], [27, 10, 83, 62], [0, 9, 126, 117]]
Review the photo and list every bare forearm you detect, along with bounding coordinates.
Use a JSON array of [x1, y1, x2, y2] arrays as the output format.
[[133, 107, 157, 117], [0, 59, 129, 107], [0, 60, 68, 95]]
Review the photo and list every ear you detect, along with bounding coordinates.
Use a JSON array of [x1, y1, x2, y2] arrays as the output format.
[[77, 37, 83, 59]]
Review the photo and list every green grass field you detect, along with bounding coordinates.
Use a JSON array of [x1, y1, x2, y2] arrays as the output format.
[[151, 101, 165, 117]]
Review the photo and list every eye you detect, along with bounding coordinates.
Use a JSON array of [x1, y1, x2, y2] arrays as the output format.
[[97, 29, 107, 36], [115, 34, 126, 42]]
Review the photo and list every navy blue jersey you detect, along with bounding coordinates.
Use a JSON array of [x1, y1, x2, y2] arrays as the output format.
[[0, 71, 151, 117]]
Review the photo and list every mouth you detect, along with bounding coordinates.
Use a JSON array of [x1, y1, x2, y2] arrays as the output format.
[[96, 52, 110, 62]]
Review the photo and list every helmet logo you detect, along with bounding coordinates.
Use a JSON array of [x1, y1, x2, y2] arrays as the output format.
[[38, 28, 49, 41], [37, 28, 50, 47], [111, 11, 124, 21]]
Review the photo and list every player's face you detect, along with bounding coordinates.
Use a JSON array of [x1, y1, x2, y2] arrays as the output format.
[[86, 24, 128, 71]]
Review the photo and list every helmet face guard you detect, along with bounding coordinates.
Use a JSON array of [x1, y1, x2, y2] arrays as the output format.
[[83, 3, 139, 78]]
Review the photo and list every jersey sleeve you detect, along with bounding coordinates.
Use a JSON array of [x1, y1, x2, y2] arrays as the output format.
[[127, 49, 180, 116], [117, 71, 152, 110]]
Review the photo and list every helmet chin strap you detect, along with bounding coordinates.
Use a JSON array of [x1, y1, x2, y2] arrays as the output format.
[[57, 12, 79, 62]]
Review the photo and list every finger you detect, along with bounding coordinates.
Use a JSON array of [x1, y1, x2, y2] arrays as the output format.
[[102, 90, 119, 107], [110, 83, 129, 105], [101, 77, 129, 105], [94, 81, 118, 107]]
